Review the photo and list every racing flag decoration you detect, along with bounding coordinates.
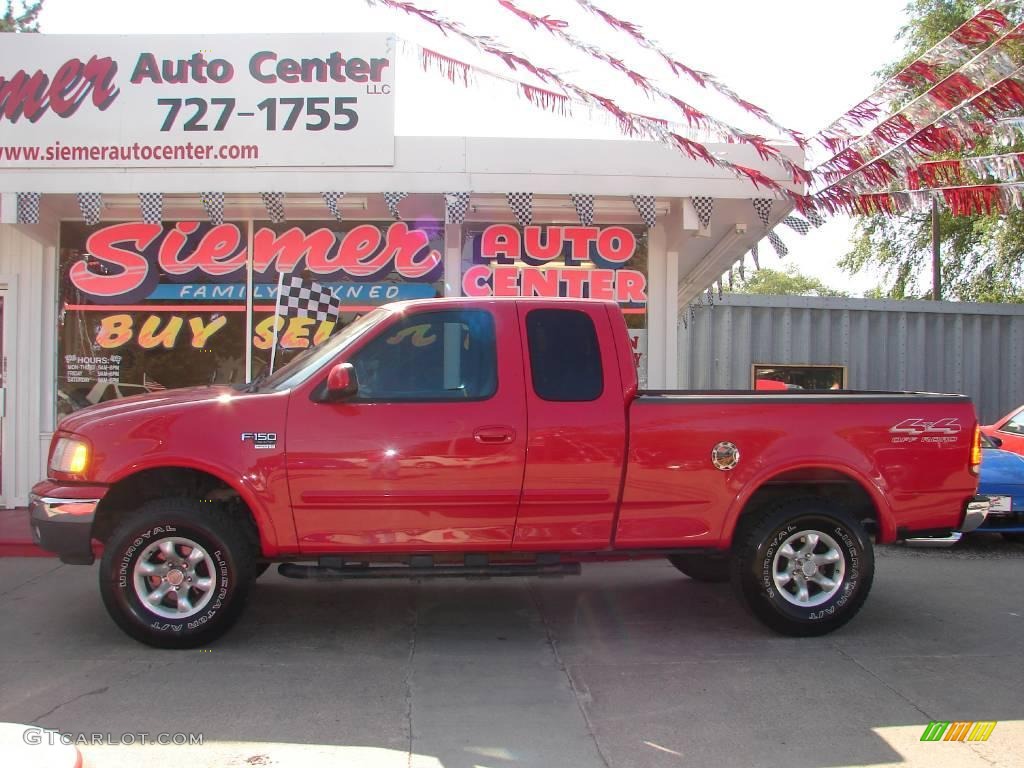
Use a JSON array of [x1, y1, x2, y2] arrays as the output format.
[[750, 242, 760, 269], [781, 215, 810, 235], [322, 191, 345, 222], [201, 192, 225, 225], [752, 198, 773, 228], [632, 195, 657, 228], [507, 192, 533, 227], [277, 275, 342, 322], [16, 192, 40, 224], [571, 194, 595, 226], [692, 196, 714, 229], [767, 231, 789, 258], [77, 193, 103, 226], [445, 192, 471, 224], [383, 192, 408, 220], [806, 208, 826, 228], [261, 192, 286, 224], [138, 193, 163, 224]]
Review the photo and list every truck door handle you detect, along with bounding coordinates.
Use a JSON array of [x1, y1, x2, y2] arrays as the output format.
[[474, 427, 515, 444]]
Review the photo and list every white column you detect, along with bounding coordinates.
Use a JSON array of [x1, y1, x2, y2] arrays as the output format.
[[443, 222, 463, 297], [646, 225, 667, 388]]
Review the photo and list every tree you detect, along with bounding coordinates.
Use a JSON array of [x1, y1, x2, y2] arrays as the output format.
[[729, 265, 849, 297], [0, 0, 42, 32], [840, 0, 1024, 303]]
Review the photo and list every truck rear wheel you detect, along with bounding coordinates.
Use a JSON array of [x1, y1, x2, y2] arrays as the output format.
[[667, 554, 731, 582], [99, 498, 257, 648], [733, 498, 874, 637]]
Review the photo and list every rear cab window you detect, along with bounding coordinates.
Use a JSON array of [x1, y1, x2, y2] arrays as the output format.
[[525, 308, 603, 402]]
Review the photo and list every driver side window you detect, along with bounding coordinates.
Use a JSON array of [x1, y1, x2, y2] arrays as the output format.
[[349, 310, 497, 402]]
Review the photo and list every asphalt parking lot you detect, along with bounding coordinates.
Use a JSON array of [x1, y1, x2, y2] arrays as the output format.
[[0, 537, 1022, 768]]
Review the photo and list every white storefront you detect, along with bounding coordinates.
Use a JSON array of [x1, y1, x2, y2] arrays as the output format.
[[0, 34, 803, 508]]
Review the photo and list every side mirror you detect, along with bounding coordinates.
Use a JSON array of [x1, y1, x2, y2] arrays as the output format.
[[322, 363, 358, 402], [990, 435, 1003, 448]]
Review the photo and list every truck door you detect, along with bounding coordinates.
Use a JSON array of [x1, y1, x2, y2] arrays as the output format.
[[514, 303, 628, 549], [286, 303, 527, 553]]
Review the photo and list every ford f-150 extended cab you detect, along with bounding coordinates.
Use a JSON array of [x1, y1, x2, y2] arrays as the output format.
[[31, 298, 988, 647]]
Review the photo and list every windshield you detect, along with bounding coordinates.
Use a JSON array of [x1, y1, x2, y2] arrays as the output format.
[[253, 308, 391, 392]]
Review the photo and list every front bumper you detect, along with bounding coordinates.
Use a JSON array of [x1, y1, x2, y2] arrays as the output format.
[[29, 485, 105, 565], [905, 496, 990, 548]]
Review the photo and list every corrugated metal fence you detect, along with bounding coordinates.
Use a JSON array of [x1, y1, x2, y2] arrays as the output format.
[[679, 295, 1024, 424]]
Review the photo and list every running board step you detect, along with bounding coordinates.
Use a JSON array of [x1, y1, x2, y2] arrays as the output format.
[[277, 561, 581, 580]]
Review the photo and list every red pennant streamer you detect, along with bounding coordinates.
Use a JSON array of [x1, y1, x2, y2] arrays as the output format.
[[942, 184, 1003, 215], [569, 0, 807, 148], [930, 73, 983, 111]]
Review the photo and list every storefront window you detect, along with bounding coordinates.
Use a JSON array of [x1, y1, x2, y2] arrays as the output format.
[[58, 221, 250, 418], [752, 364, 846, 391], [56, 218, 445, 417]]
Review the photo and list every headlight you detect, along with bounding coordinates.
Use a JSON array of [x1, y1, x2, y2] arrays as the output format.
[[50, 437, 90, 476]]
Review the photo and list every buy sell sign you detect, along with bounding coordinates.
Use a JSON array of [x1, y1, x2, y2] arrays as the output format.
[[0, 34, 395, 167]]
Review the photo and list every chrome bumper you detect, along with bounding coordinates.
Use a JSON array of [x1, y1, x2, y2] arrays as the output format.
[[29, 494, 100, 565], [959, 497, 990, 533], [905, 496, 990, 548]]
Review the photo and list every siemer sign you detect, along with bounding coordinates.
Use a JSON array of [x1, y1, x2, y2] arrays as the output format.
[[0, 33, 395, 167]]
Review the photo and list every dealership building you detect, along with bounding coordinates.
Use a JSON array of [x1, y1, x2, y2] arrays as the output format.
[[0, 31, 848, 509]]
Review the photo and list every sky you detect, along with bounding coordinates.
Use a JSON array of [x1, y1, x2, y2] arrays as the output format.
[[38, 0, 910, 295]]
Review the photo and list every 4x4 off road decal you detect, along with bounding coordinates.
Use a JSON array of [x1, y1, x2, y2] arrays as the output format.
[[889, 418, 962, 444]]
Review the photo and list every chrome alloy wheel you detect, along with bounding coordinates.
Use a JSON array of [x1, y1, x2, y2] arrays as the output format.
[[772, 530, 846, 607], [132, 536, 218, 619]]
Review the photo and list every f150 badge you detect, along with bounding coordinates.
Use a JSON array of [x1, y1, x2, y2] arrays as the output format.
[[889, 418, 961, 444], [241, 432, 278, 450]]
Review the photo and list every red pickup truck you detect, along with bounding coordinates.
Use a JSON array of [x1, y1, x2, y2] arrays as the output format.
[[31, 298, 987, 647]]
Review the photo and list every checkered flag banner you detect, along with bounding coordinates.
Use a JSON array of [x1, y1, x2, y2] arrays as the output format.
[[276, 275, 341, 322], [767, 231, 789, 258], [445, 192, 471, 224], [805, 208, 826, 228], [507, 192, 532, 227], [201, 192, 225, 225], [16, 192, 40, 224], [716, 278, 723, 301], [138, 193, 162, 224], [77, 193, 102, 226], [692, 196, 714, 229], [781, 216, 811, 235], [750, 242, 760, 269], [751, 198, 773, 228], [738, 255, 746, 281], [383, 192, 408, 220], [728, 267, 734, 290], [571, 194, 595, 226], [261, 192, 286, 224], [632, 195, 657, 228], [322, 191, 345, 222]]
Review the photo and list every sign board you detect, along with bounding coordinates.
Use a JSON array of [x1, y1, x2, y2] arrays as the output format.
[[461, 224, 648, 308], [0, 34, 395, 167]]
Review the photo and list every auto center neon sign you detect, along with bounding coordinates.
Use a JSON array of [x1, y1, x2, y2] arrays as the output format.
[[462, 224, 647, 305]]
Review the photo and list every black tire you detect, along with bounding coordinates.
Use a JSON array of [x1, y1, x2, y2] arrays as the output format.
[[254, 563, 271, 578], [733, 497, 874, 637], [667, 553, 731, 583], [99, 498, 258, 648]]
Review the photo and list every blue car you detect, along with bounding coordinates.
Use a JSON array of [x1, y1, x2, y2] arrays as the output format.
[[977, 433, 1024, 541]]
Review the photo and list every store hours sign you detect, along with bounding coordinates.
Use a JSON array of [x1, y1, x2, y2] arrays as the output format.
[[0, 34, 395, 167]]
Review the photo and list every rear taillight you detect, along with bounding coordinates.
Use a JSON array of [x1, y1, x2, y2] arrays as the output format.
[[970, 425, 982, 475]]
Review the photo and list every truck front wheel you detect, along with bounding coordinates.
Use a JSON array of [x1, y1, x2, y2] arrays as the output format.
[[733, 498, 874, 637], [99, 498, 257, 648]]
